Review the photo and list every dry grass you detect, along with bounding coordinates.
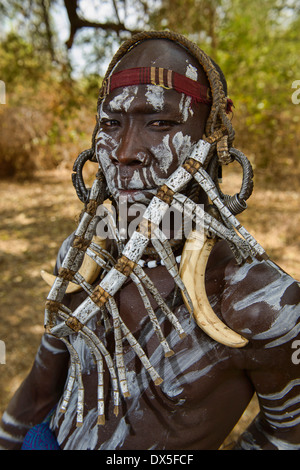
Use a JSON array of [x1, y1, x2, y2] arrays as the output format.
[[0, 166, 299, 448], [0, 169, 82, 408]]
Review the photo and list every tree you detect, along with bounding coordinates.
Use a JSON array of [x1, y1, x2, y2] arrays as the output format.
[[1, 0, 60, 61], [150, 0, 222, 52], [62, 0, 139, 49], [0, 0, 155, 74]]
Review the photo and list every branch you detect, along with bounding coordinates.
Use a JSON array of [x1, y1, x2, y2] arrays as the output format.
[[63, 0, 139, 49], [41, 0, 56, 61], [112, 0, 122, 25]]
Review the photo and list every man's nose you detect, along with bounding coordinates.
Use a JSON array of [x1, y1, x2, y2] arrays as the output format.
[[112, 129, 151, 166]]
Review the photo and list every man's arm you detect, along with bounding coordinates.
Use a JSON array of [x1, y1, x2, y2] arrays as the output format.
[[220, 255, 300, 450], [235, 413, 300, 450], [235, 354, 300, 450], [0, 334, 69, 450], [235, 282, 300, 449]]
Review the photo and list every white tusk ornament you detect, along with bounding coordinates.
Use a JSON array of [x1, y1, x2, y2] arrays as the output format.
[[179, 231, 248, 348], [40, 236, 104, 293]]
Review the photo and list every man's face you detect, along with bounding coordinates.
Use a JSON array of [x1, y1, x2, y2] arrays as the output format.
[[96, 75, 207, 206]]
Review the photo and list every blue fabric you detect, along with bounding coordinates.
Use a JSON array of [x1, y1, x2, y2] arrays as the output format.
[[21, 422, 60, 450], [21, 409, 60, 450]]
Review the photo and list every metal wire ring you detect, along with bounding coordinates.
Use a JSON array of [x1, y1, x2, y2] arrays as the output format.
[[216, 147, 254, 215], [72, 149, 95, 204]]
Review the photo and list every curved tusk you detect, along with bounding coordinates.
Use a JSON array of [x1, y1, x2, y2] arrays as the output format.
[[179, 231, 248, 348], [41, 235, 105, 293]]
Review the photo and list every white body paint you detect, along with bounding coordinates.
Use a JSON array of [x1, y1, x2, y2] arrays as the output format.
[[96, 80, 197, 205], [49, 304, 229, 450]]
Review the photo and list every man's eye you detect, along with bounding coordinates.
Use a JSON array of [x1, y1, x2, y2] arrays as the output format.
[[149, 120, 180, 129], [100, 119, 120, 128]]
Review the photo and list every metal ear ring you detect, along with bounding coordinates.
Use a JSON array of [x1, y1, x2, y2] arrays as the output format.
[[72, 148, 96, 204], [222, 148, 254, 215]]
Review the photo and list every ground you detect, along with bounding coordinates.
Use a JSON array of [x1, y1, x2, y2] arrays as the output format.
[[0, 165, 299, 449]]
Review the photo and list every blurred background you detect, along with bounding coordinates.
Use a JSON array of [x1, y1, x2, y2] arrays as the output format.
[[0, 0, 299, 448]]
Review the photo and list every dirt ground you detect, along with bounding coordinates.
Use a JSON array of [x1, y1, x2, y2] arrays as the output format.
[[0, 166, 299, 449]]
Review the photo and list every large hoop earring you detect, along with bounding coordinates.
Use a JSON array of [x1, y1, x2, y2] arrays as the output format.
[[213, 148, 254, 215], [72, 148, 96, 204]]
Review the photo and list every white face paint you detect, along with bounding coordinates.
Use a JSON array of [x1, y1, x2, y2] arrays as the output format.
[[145, 85, 165, 111], [178, 63, 199, 122], [109, 86, 138, 112], [96, 80, 202, 205], [96, 130, 119, 200], [150, 132, 192, 176], [179, 94, 193, 122], [150, 135, 172, 173], [172, 131, 193, 164], [186, 63, 198, 81]]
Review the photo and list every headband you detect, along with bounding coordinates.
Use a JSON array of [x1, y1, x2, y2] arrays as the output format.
[[100, 66, 234, 113]]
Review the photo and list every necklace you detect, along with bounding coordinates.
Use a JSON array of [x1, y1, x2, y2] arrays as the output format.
[[138, 255, 182, 269]]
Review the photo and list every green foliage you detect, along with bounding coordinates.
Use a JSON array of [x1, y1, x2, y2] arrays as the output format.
[[0, 31, 98, 179], [0, 32, 48, 87], [214, 0, 300, 175], [217, 0, 299, 109], [151, 0, 221, 38], [0, 32, 50, 178]]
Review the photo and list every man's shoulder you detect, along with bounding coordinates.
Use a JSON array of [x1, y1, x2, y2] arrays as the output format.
[[220, 256, 300, 346]]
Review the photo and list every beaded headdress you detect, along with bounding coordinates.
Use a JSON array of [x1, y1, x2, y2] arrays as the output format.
[[43, 31, 267, 427]]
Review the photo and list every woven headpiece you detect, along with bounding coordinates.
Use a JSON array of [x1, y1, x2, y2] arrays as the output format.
[[100, 66, 234, 113]]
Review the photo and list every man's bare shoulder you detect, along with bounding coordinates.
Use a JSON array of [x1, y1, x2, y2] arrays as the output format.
[[218, 249, 300, 346]]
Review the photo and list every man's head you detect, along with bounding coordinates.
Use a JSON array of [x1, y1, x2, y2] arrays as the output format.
[[95, 39, 210, 205], [93, 32, 232, 207]]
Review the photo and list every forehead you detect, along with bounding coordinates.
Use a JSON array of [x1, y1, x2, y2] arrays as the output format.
[[99, 39, 210, 116], [113, 39, 206, 81], [102, 84, 187, 115]]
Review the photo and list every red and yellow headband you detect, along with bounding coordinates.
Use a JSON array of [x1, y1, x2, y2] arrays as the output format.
[[100, 66, 234, 113]]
